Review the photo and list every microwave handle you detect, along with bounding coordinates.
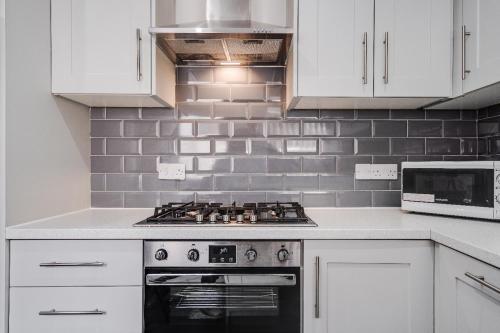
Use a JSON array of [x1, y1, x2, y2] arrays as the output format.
[[146, 273, 296, 286]]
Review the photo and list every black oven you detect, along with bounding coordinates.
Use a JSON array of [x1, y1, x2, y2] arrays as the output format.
[[143, 241, 302, 333]]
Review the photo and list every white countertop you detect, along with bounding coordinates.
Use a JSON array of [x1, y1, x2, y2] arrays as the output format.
[[6, 208, 500, 268]]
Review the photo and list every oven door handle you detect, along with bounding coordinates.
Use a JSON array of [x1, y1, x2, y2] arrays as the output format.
[[146, 273, 297, 286]]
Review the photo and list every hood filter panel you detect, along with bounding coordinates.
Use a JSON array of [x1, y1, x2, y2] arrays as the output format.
[[159, 37, 286, 65]]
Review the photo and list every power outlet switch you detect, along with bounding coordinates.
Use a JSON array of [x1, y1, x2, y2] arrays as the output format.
[[158, 163, 186, 180], [355, 164, 398, 180]]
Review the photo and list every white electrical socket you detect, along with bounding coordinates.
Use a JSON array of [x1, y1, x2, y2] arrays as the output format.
[[355, 164, 398, 180], [158, 163, 186, 180]]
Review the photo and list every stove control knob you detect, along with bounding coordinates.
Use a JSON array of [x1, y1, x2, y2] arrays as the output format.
[[496, 195, 500, 204], [155, 249, 168, 261], [496, 174, 500, 184], [245, 249, 258, 262], [277, 249, 289, 262], [188, 249, 200, 262]]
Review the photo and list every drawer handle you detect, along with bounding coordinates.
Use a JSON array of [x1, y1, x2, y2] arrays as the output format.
[[39, 309, 106, 316], [39, 261, 105, 267], [465, 272, 500, 295]]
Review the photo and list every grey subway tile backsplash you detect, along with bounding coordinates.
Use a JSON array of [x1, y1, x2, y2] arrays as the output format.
[[408, 121, 442, 137], [355, 138, 390, 155], [91, 156, 123, 173], [90, 66, 481, 208], [124, 156, 157, 173], [286, 139, 318, 154], [197, 157, 232, 173], [143, 139, 176, 155], [214, 175, 249, 190], [106, 138, 140, 155], [91, 174, 105, 191], [215, 140, 248, 155], [267, 121, 300, 137], [197, 122, 229, 137], [106, 174, 140, 191], [373, 121, 407, 137], [124, 192, 159, 208], [303, 121, 336, 137], [233, 157, 267, 173], [267, 157, 301, 173], [337, 121, 372, 137], [251, 140, 284, 155], [91, 192, 123, 208], [233, 122, 265, 137], [179, 140, 211, 154], [250, 175, 283, 190], [142, 174, 177, 191], [106, 108, 139, 119], [160, 122, 194, 137], [124, 120, 158, 137], [91, 138, 105, 155], [91, 120, 121, 137]]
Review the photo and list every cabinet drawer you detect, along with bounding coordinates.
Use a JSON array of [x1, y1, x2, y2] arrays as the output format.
[[437, 245, 500, 299], [10, 240, 142, 286], [9, 286, 142, 333]]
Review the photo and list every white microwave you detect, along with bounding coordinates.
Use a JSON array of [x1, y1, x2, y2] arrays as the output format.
[[401, 161, 500, 220]]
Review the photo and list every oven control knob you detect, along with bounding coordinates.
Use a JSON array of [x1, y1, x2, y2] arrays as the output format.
[[154, 249, 168, 261], [187, 249, 200, 262], [496, 195, 500, 204], [245, 249, 258, 262], [277, 249, 289, 262], [497, 174, 500, 184]]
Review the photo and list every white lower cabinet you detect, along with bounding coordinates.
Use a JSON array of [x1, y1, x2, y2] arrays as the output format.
[[9, 286, 142, 333], [8, 240, 143, 333], [435, 244, 500, 333], [303, 240, 434, 333]]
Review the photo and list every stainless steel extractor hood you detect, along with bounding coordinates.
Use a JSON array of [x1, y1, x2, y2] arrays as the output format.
[[151, 0, 293, 66]]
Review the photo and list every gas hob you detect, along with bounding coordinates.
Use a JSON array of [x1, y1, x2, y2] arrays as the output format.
[[134, 202, 317, 227]]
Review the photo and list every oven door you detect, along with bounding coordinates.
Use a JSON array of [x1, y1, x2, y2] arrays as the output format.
[[144, 267, 300, 333], [402, 168, 494, 207]]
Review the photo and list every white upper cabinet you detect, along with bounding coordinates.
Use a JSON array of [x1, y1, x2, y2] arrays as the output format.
[[304, 240, 434, 333], [374, 0, 452, 97], [51, 0, 175, 107], [295, 0, 452, 102], [298, 0, 374, 97], [461, 0, 500, 94]]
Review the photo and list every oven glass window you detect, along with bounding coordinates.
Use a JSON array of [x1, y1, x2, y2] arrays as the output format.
[[144, 268, 300, 333], [403, 168, 493, 207]]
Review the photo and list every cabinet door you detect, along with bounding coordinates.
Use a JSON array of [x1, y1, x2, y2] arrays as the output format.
[[297, 0, 374, 97], [462, 0, 500, 94], [374, 0, 452, 97], [304, 240, 433, 333], [435, 244, 500, 333], [9, 287, 142, 333], [51, 0, 151, 94]]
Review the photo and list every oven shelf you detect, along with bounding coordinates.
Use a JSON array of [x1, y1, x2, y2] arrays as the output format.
[[172, 287, 279, 309]]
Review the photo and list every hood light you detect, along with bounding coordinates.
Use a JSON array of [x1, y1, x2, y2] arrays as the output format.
[[220, 61, 241, 66]]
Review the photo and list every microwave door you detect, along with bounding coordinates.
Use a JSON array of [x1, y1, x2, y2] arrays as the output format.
[[403, 168, 494, 207]]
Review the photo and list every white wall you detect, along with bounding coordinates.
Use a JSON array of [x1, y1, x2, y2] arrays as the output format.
[[0, 0, 6, 327], [6, 0, 90, 226]]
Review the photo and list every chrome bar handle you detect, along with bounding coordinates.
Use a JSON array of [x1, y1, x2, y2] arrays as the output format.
[[39, 262, 105, 267], [315, 256, 320, 318], [465, 272, 500, 295], [461, 25, 471, 80], [383, 32, 389, 84], [136, 28, 142, 81], [39, 309, 106, 316], [362, 32, 368, 85]]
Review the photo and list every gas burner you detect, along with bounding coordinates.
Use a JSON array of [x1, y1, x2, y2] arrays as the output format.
[[134, 202, 317, 227]]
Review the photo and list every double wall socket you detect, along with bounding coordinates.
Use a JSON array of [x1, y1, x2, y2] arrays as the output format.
[[355, 164, 398, 180], [158, 163, 186, 180]]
